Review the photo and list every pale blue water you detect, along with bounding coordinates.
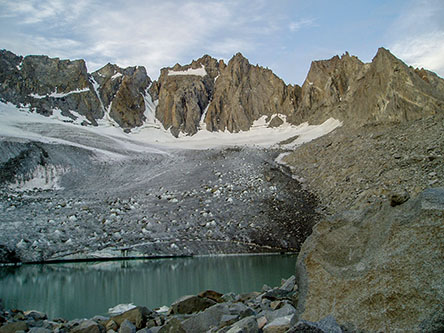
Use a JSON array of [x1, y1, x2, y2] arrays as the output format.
[[0, 254, 296, 320]]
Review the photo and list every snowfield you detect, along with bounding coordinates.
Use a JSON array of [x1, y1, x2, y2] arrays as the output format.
[[0, 102, 341, 154]]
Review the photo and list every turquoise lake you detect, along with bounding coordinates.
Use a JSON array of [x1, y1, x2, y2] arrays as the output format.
[[0, 254, 297, 320]]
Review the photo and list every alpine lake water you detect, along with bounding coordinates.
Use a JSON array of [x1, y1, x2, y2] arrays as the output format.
[[0, 254, 297, 320]]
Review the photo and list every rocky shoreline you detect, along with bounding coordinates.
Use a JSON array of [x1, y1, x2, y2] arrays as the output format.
[[0, 275, 340, 333]]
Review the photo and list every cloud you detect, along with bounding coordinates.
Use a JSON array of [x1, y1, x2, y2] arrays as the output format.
[[388, 0, 444, 77], [289, 18, 315, 32], [391, 32, 444, 75], [1, 0, 293, 79]]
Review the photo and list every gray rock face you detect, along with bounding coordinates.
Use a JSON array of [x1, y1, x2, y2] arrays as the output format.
[[204, 53, 300, 133], [299, 47, 444, 126], [295, 187, 444, 332], [0, 50, 103, 125], [152, 52, 300, 136], [151, 55, 223, 137], [92, 64, 151, 130], [0, 50, 152, 129], [295, 52, 365, 123], [2, 48, 444, 136]]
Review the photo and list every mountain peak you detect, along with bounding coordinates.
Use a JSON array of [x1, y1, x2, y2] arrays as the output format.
[[0, 47, 443, 137]]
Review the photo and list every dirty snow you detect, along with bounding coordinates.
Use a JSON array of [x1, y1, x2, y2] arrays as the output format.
[[9, 165, 68, 191]]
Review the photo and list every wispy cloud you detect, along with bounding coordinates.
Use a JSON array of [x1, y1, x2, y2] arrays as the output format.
[[391, 32, 444, 74], [388, 0, 444, 77], [289, 18, 316, 32]]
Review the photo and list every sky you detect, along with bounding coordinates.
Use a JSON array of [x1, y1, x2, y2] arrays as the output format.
[[0, 0, 443, 85]]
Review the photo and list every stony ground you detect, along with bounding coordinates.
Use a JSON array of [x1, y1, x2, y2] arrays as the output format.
[[282, 114, 444, 214], [0, 140, 318, 263]]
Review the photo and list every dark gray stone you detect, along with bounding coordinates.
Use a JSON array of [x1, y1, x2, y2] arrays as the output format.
[[118, 319, 136, 333]]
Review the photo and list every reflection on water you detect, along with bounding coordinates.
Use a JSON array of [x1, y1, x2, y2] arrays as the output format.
[[0, 254, 296, 320]]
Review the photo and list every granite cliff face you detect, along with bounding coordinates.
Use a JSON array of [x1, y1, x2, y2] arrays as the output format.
[[0, 50, 152, 129], [150, 53, 299, 137], [1, 48, 444, 136], [151, 47, 444, 136], [0, 50, 102, 125], [92, 64, 151, 130], [150, 55, 223, 137], [300, 47, 444, 125], [204, 53, 300, 133]]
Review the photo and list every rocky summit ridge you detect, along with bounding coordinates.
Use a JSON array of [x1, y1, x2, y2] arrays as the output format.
[[1, 47, 444, 137]]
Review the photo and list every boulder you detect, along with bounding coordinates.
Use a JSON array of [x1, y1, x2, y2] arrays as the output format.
[[105, 320, 118, 331], [262, 288, 293, 301], [288, 315, 343, 333], [0, 321, 28, 333], [109, 307, 152, 330], [225, 316, 258, 333], [181, 303, 230, 332], [118, 319, 136, 333], [28, 328, 52, 333], [260, 304, 296, 323], [280, 275, 297, 292], [296, 187, 444, 332], [389, 190, 410, 206], [169, 295, 216, 315], [267, 115, 284, 128], [24, 310, 47, 321], [158, 318, 185, 333], [70, 320, 104, 333], [197, 290, 224, 303], [263, 315, 293, 333]]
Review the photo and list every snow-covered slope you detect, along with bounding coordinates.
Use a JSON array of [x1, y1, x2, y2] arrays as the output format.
[[0, 102, 341, 153]]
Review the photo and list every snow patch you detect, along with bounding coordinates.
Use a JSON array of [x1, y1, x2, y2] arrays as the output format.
[[111, 72, 123, 80], [90, 77, 105, 113], [141, 87, 159, 125], [168, 64, 207, 77], [49, 108, 90, 125], [278, 118, 342, 149], [29, 87, 90, 99], [199, 103, 211, 129]]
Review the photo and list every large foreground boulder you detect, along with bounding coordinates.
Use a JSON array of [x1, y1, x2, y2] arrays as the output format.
[[295, 187, 444, 332]]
